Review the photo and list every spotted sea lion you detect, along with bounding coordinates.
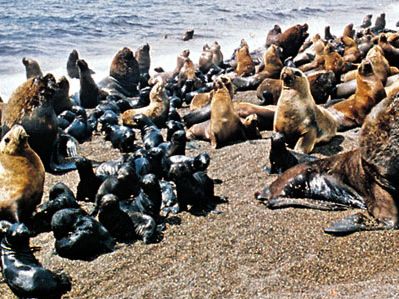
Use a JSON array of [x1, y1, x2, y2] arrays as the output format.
[[256, 93, 399, 235], [22, 57, 43, 79], [122, 79, 170, 128], [274, 67, 337, 153], [98, 47, 140, 97], [328, 59, 386, 130], [0, 125, 44, 223]]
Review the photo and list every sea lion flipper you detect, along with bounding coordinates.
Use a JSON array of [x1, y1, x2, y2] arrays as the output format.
[[324, 213, 390, 236], [294, 129, 317, 154], [266, 197, 349, 211]]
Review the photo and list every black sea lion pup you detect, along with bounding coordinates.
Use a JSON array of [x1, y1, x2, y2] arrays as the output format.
[[64, 115, 92, 143], [51, 208, 115, 260], [31, 182, 80, 234], [158, 130, 186, 157], [160, 180, 178, 214], [104, 124, 136, 152], [22, 57, 43, 79], [268, 132, 317, 174], [76, 157, 104, 202], [1, 223, 72, 298], [257, 93, 399, 234], [133, 113, 164, 149], [0, 125, 45, 223], [53, 76, 72, 115]]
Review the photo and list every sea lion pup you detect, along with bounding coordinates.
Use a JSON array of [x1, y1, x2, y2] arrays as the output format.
[[343, 23, 355, 38], [341, 35, 361, 63], [98, 47, 140, 97], [360, 14, 372, 29], [265, 24, 282, 47], [256, 93, 399, 235], [0, 125, 44, 223], [135, 43, 151, 75], [235, 39, 255, 76], [209, 76, 247, 148], [66, 49, 95, 79], [274, 67, 337, 154], [22, 57, 43, 79], [77, 59, 105, 109], [269, 23, 309, 60], [378, 34, 399, 68], [371, 13, 386, 34], [328, 59, 386, 130], [190, 75, 234, 110], [1, 223, 72, 298], [122, 79, 170, 128], [76, 157, 104, 202]]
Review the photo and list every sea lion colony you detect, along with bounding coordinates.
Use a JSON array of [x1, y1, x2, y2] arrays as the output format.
[[0, 13, 398, 297]]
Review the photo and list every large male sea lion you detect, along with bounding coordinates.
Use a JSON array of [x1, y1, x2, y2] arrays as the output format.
[[256, 93, 399, 235], [0, 125, 44, 223], [274, 67, 337, 153]]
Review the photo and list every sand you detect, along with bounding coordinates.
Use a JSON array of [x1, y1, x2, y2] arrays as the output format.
[[1, 91, 399, 299]]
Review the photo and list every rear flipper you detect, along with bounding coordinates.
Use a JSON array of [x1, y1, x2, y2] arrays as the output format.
[[266, 197, 349, 211], [324, 213, 394, 236], [49, 133, 80, 173]]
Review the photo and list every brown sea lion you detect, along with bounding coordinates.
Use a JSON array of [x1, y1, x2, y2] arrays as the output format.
[[256, 93, 399, 235], [343, 23, 355, 38], [378, 34, 399, 68], [177, 57, 197, 86], [122, 79, 169, 127], [235, 40, 255, 77], [190, 76, 233, 110], [269, 23, 309, 60], [328, 59, 386, 130], [232, 102, 274, 131], [98, 47, 140, 97], [209, 77, 247, 148], [257, 44, 284, 79], [274, 67, 337, 153], [198, 41, 224, 73], [22, 58, 43, 79], [135, 43, 151, 75], [0, 125, 44, 223], [341, 35, 361, 63]]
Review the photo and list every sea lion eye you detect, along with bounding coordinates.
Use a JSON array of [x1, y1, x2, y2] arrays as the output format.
[[294, 71, 302, 77], [4, 138, 10, 143]]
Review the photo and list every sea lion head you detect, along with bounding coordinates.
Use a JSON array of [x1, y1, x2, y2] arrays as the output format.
[[22, 57, 43, 79], [379, 34, 388, 44], [171, 130, 186, 143], [211, 41, 221, 51], [280, 67, 308, 91], [0, 124, 30, 155], [117, 164, 137, 182], [193, 152, 210, 171], [110, 47, 140, 88], [358, 59, 374, 76], [77, 59, 90, 73], [4, 222, 31, 248], [98, 194, 119, 211], [141, 173, 158, 191]]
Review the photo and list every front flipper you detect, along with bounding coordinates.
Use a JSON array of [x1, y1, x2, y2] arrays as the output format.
[[49, 133, 80, 174], [266, 197, 349, 211], [324, 213, 393, 236]]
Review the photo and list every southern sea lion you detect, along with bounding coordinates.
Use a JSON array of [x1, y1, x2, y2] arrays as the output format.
[[235, 40, 255, 76], [378, 34, 399, 68], [341, 35, 361, 63], [343, 23, 355, 38], [199, 42, 224, 73], [135, 43, 151, 75], [371, 13, 386, 34], [22, 57, 43, 79], [256, 93, 399, 234], [360, 14, 372, 29], [274, 67, 337, 153], [77, 59, 104, 108], [0, 125, 44, 223], [328, 59, 386, 130], [66, 49, 95, 79], [265, 24, 282, 47]]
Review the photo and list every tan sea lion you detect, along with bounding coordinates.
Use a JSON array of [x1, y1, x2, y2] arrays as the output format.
[[177, 57, 197, 87], [257, 44, 284, 79], [328, 59, 386, 130], [149, 49, 190, 84], [198, 41, 224, 73], [256, 93, 399, 235], [341, 35, 361, 63], [343, 23, 355, 38], [122, 79, 169, 127], [22, 58, 43, 79], [235, 40, 255, 77], [274, 67, 337, 154], [0, 125, 44, 223]]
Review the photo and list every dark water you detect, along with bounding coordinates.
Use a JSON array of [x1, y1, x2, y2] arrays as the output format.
[[0, 0, 398, 98]]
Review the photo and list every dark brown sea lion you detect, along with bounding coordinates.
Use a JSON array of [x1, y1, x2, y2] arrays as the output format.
[[135, 43, 151, 75], [256, 93, 399, 235], [371, 13, 386, 34], [77, 59, 105, 109], [66, 49, 95, 79], [22, 58, 43, 79], [98, 47, 140, 97], [343, 23, 355, 38], [328, 59, 386, 130], [274, 67, 337, 153], [1, 74, 77, 172], [360, 14, 372, 29], [265, 24, 282, 48], [378, 34, 399, 68], [52, 76, 72, 114], [0, 125, 44, 223]]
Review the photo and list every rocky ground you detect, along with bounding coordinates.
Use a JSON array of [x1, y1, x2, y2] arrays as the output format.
[[1, 91, 399, 299]]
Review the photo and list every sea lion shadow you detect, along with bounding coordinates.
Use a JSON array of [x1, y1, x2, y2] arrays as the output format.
[[164, 216, 182, 226], [189, 195, 229, 217], [312, 135, 345, 156]]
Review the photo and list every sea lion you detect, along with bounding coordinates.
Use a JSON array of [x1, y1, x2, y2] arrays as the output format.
[[76, 157, 104, 202], [235, 40, 255, 76], [256, 93, 399, 234], [209, 77, 247, 148], [158, 130, 186, 157], [103, 124, 136, 152], [324, 26, 336, 41], [122, 79, 170, 128], [257, 44, 284, 79], [52, 76, 72, 115], [22, 57, 43, 79], [328, 59, 386, 130], [341, 35, 361, 63], [360, 14, 372, 29], [265, 24, 282, 47], [98, 47, 141, 97], [378, 34, 399, 68], [1, 223, 72, 298], [135, 43, 151, 75], [371, 13, 386, 34], [77, 59, 105, 108], [343, 23, 355, 38], [274, 67, 337, 153], [66, 49, 95, 79], [232, 102, 275, 131], [183, 29, 194, 41], [199, 41, 224, 74], [0, 125, 44, 223], [177, 57, 197, 86]]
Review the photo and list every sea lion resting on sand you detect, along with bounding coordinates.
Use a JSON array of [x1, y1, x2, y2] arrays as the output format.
[[274, 67, 337, 154], [256, 92, 399, 235], [0, 125, 44, 223], [328, 59, 386, 130]]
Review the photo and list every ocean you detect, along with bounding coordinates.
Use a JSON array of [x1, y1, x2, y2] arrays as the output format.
[[0, 0, 398, 99]]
